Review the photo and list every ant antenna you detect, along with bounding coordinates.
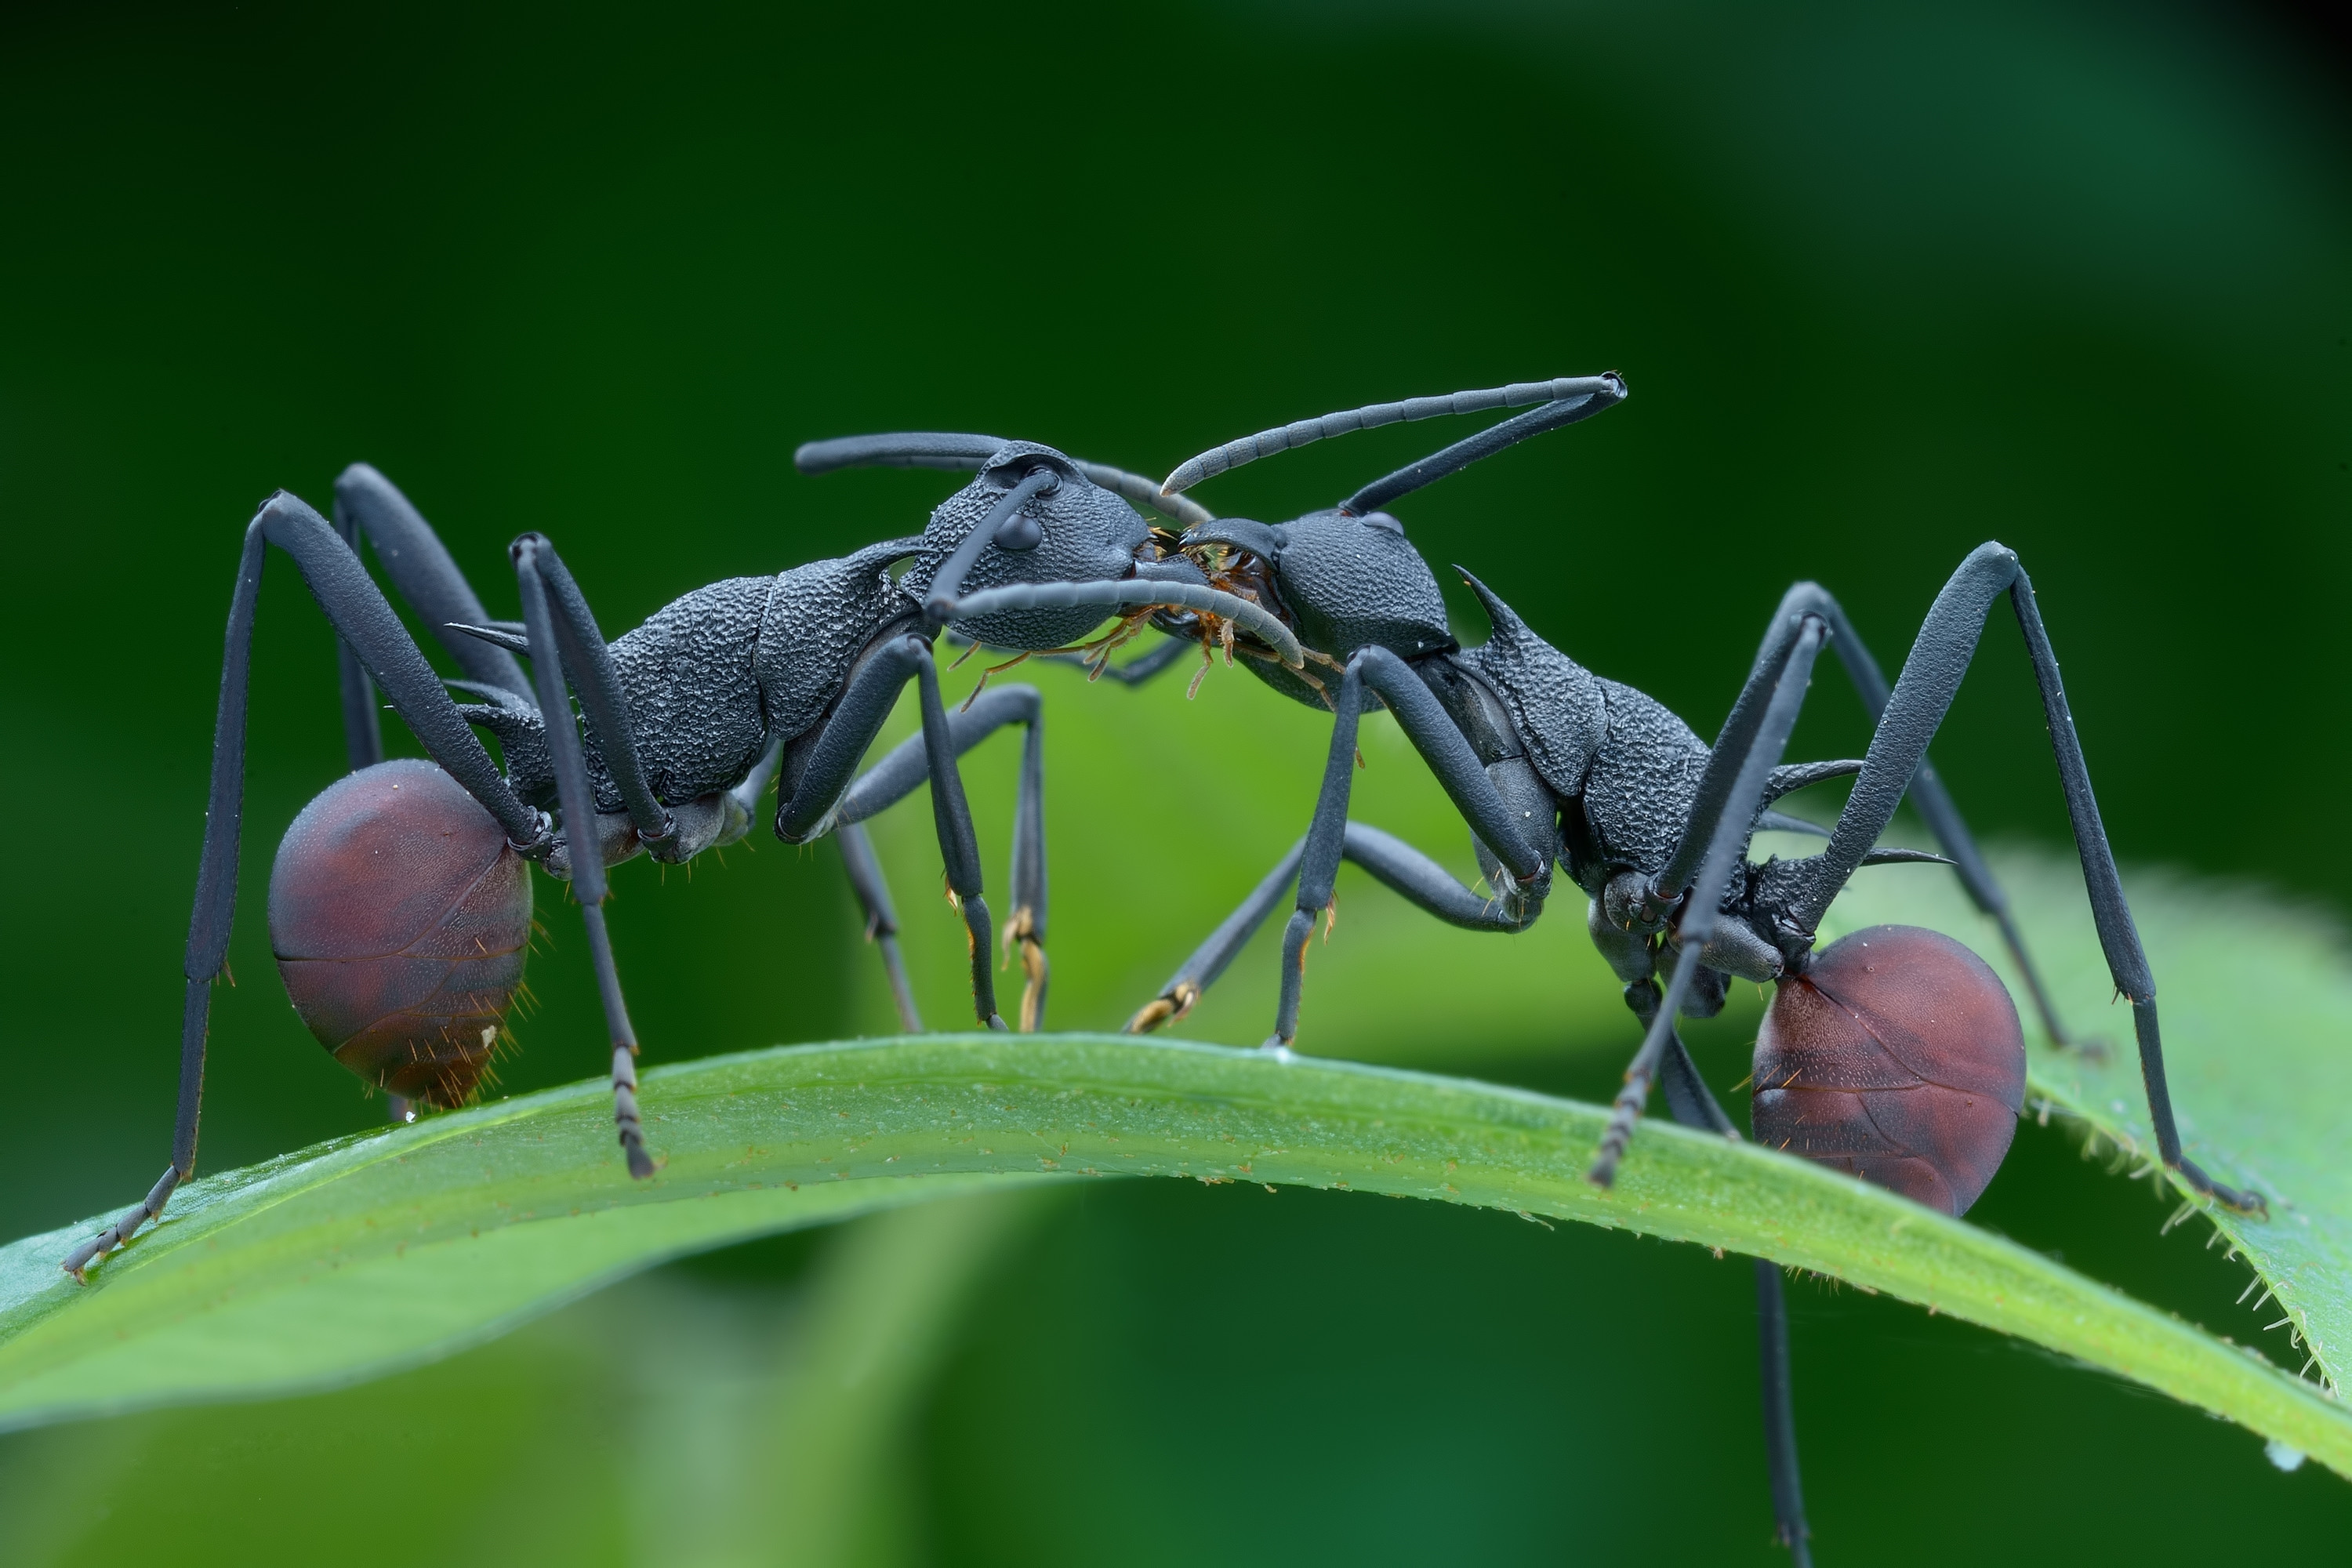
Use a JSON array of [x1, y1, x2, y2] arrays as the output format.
[[1069, 462, 1215, 531], [793, 433, 1007, 473], [1159, 374, 1626, 498], [794, 434, 1213, 528], [1342, 383, 1624, 516]]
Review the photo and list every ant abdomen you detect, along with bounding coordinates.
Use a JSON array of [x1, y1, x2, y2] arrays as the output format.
[[1751, 924, 2025, 1217], [267, 758, 532, 1109]]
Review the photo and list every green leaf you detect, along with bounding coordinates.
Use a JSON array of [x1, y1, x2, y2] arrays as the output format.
[[1821, 847, 2352, 1397], [2, 1034, 2345, 1475], [762, 1189, 1058, 1562], [610, 1188, 1056, 1567]]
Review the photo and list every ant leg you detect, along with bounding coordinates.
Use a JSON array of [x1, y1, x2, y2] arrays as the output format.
[[1125, 822, 1532, 1033], [1005, 706, 1048, 1029], [1642, 606, 1828, 916], [1334, 821, 1532, 931], [1269, 660, 1374, 1048], [1603, 902, 1815, 1563], [911, 644, 1009, 1032], [334, 464, 532, 691], [1753, 1257, 1813, 1566], [835, 822, 924, 1033], [509, 537, 669, 1178], [1660, 1041, 1816, 1566], [838, 687, 1046, 815], [333, 466, 537, 1122], [1590, 615, 1828, 1185], [1094, 633, 1191, 685], [1788, 544, 2263, 1214], [835, 685, 1048, 1029], [777, 637, 1007, 1029], [1772, 580, 2074, 1050], [328, 489, 384, 774], [506, 536, 674, 850], [328, 465, 535, 767], [1635, 975, 1815, 1566], [1351, 648, 1549, 891], [1128, 840, 1305, 1032], [64, 494, 546, 1280], [1036, 633, 1192, 686], [1265, 647, 1545, 1048], [723, 732, 895, 1033]]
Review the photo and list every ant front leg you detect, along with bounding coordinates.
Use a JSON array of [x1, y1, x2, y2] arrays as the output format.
[[1036, 630, 1192, 687], [911, 645, 1009, 1031], [1261, 648, 1546, 1051], [777, 636, 1009, 1031], [833, 684, 1050, 1029], [64, 494, 548, 1281], [1125, 822, 1529, 1033], [1786, 544, 2263, 1215]]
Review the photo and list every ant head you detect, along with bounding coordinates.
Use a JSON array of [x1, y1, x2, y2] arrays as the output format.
[[913, 441, 1153, 647], [1183, 509, 1455, 690], [793, 432, 1152, 648], [1152, 376, 1628, 699]]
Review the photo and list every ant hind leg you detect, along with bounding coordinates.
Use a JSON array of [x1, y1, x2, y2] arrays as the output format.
[[64, 493, 547, 1279], [1785, 544, 2261, 1215], [1772, 579, 2084, 1056]]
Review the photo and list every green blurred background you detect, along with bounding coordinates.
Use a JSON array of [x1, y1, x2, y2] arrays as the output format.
[[2, 1, 2347, 1561]]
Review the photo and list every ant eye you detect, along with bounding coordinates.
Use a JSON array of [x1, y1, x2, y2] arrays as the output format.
[[994, 509, 1044, 551], [983, 463, 1061, 551]]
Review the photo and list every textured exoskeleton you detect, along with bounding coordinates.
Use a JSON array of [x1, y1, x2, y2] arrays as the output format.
[[65, 436, 1294, 1287], [1110, 375, 2267, 1564]]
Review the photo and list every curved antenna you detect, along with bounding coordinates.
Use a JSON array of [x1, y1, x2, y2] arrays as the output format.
[[1343, 380, 1625, 514], [793, 437, 1215, 528], [943, 579, 1304, 669], [793, 433, 1006, 474], [1074, 461, 1216, 530], [1160, 375, 1624, 495]]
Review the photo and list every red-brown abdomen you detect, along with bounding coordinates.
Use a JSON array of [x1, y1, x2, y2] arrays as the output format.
[[268, 759, 532, 1108], [1752, 924, 2024, 1216]]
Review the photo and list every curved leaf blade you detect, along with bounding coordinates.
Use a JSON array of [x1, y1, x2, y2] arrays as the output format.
[[1, 1034, 2345, 1473], [1822, 848, 2352, 1396]]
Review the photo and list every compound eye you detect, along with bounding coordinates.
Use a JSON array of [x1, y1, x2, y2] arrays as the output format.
[[982, 462, 1062, 551]]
